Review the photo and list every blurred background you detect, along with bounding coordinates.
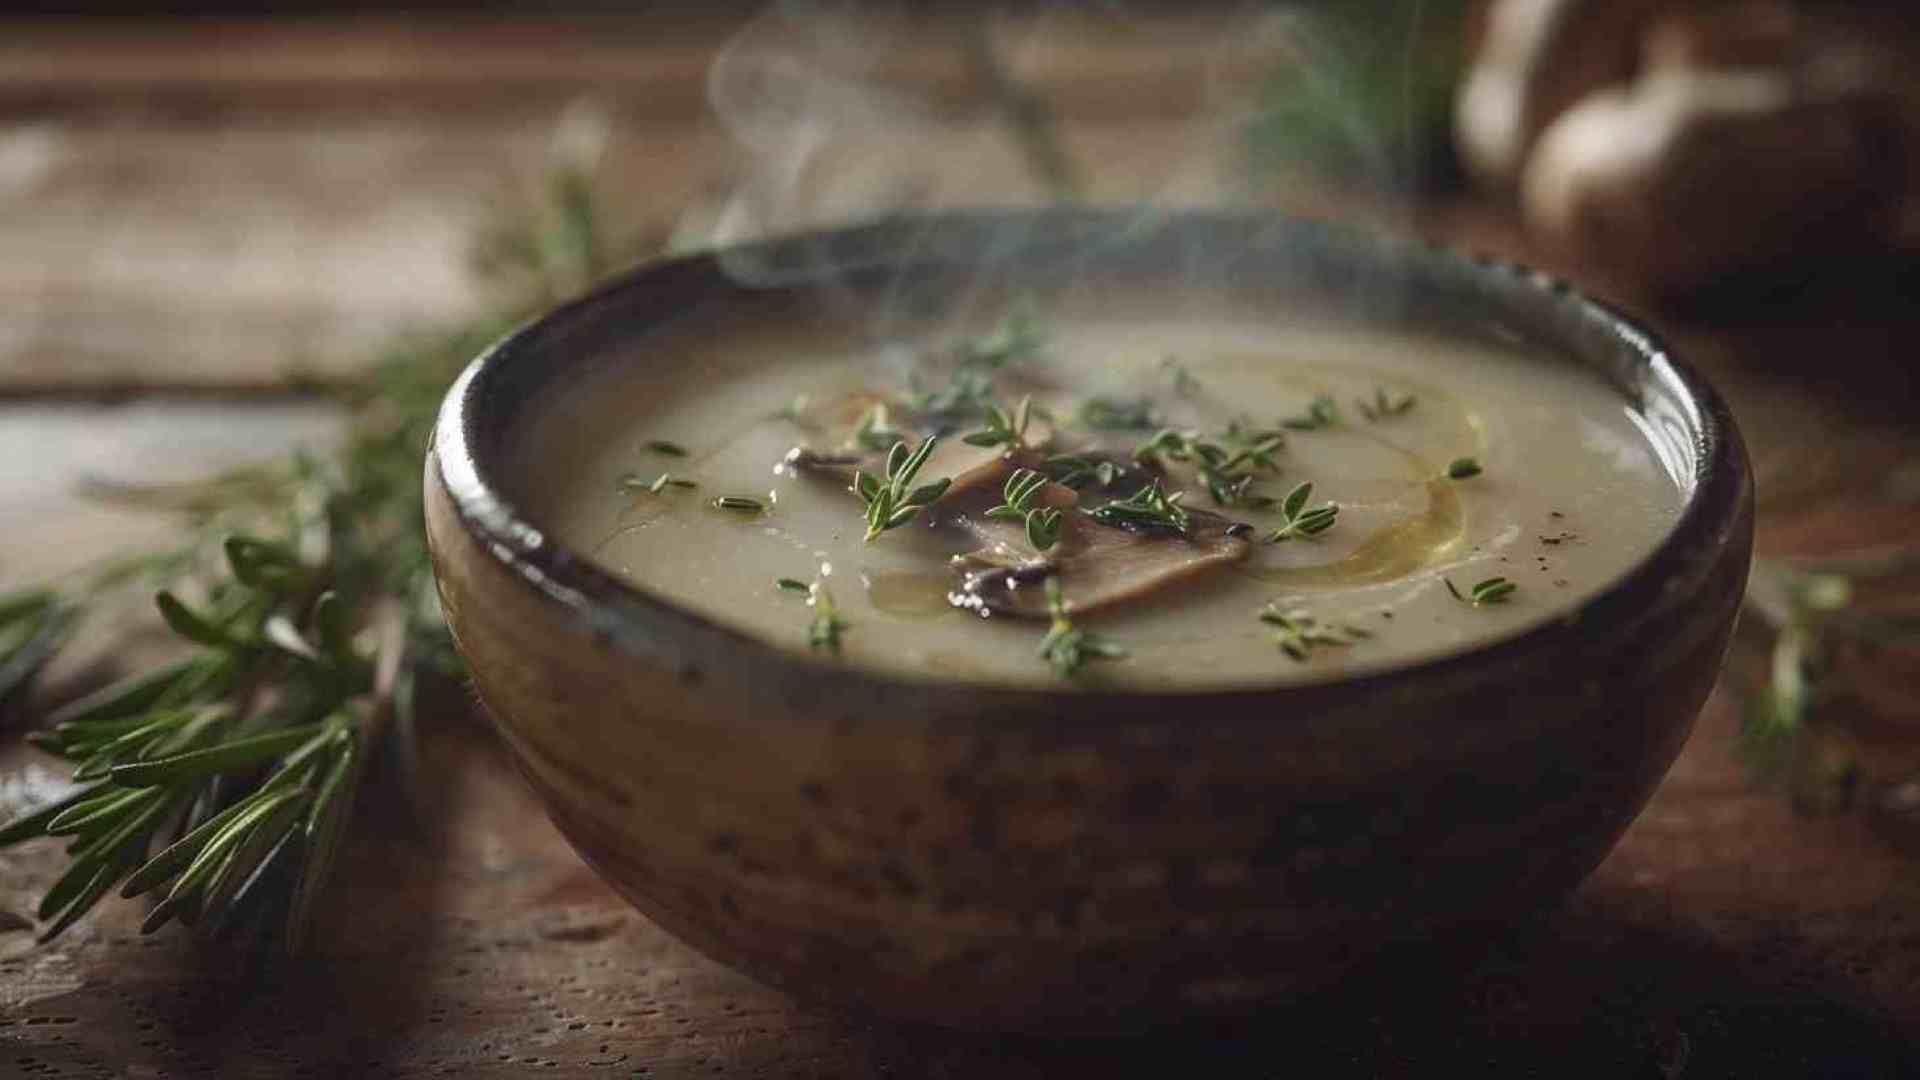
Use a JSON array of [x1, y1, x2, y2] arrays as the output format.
[[4, 2, 1920, 1075]]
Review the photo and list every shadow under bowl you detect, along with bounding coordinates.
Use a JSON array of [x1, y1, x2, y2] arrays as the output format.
[[423, 210, 1753, 1032]]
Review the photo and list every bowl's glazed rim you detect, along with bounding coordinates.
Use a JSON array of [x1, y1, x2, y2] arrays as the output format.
[[430, 208, 1749, 708]]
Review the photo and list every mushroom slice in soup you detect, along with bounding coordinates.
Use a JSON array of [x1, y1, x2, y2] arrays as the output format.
[[946, 465, 1253, 619]]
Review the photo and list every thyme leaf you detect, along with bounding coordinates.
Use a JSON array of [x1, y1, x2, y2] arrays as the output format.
[[1445, 576, 1516, 606], [1265, 481, 1339, 542], [1355, 387, 1415, 421], [962, 395, 1036, 450], [1086, 479, 1190, 534], [1281, 394, 1341, 431], [1037, 576, 1126, 678], [1259, 604, 1372, 661]]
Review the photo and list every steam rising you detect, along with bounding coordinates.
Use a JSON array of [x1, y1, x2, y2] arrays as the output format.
[[689, 3, 1441, 332]]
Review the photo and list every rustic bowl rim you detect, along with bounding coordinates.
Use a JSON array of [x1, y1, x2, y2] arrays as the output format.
[[430, 208, 1749, 705]]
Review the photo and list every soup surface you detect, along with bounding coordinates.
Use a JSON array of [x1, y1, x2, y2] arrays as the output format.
[[509, 296, 1684, 690]]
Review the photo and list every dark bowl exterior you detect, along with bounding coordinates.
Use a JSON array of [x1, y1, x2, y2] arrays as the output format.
[[424, 211, 1753, 1031]]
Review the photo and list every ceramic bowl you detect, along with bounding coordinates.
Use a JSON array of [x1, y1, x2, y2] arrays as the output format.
[[423, 211, 1752, 1031]]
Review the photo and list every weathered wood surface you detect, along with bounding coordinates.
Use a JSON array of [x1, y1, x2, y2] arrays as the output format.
[[3, 14, 1919, 1079]]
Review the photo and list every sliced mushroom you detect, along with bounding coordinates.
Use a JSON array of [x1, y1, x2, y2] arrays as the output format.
[[946, 466, 1253, 619], [785, 390, 1251, 620]]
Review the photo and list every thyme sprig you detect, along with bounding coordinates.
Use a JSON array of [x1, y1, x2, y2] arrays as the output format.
[[1446, 457, 1483, 479], [853, 436, 952, 542], [1038, 576, 1126, 678], [776, 577, 848, 652], [1076, 396, 1156, 431], [960, 302, 1045, 368], [1259, 604, 1372, 661], [711, 495, 766, 513], [645, 439, 688, 457], [1356, 387, 1415, 421], [1282, 394, 1341, 431], [914, 306, 1045, 419], [1265, 481, 1339, 542], [1446, 576, 1516, 606], [850, 403, 906, 452], [1044, 454, 1123, 491], [1133, 423, 1285, 510], [1086, 479, 1190, 534], [985, 468, 1063, 551], [963, 395, 1037, 450]]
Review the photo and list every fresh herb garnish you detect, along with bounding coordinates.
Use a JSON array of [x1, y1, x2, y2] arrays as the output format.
[[620, 472, 697, 495], [1162, 356, 1201, 396], [1265, 481, 1339, 542], [1044, 454, 1123, 491], [1077, 396, 1156, 431], [986, 467, 1064, 551], [1086, 479, 1191, 534], [851, 403, 905, 452], [645, 439, 688, 457], [1356, 387, 1415, 421], [1446, 576, 1516, 606], [775, 577, 847, 652], [1282, 394, 1341, 431], [1133, 427, 1201, 463], [1038, 576, 1126, 678], [914, 367, 997, 419], [0, 132, 650, 949], [1259, 604, 1372, 661], [853, 435, 952, 542], [1446, 457, 1483, 479], [1133, 423, 1285, 510], [963, 395, 1037, 450], [806, 583, 848, 653], [712, 495, 766, 513], [961, 302, 1045, 368]]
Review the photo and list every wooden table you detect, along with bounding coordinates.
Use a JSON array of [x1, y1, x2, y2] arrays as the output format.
[[3, 14, 1918, 1078]]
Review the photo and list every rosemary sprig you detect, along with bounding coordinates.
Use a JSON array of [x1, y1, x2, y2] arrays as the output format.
[[853, 436, 952, 542], [1282, 394, 1341, 431], [775, 578, 812, 594], [0, 148, 636, 948], [963, 395, 1037, 450], [1446, 457, 1482, 479], [1446, 576, 1516, 606], [645, 439, 688, 457], [712, 496, 766, 513], [1259, 604, 1372, 661], [1086, 479, 1190, 534], [1265, 481, 1339, 542], [985, 468, 1064, 551], [1356, 387, 1415, 421], [1037, 576, 1126, 678]]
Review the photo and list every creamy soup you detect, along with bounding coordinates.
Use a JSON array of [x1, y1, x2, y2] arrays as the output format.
[[509, 297, 1684, 690]]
